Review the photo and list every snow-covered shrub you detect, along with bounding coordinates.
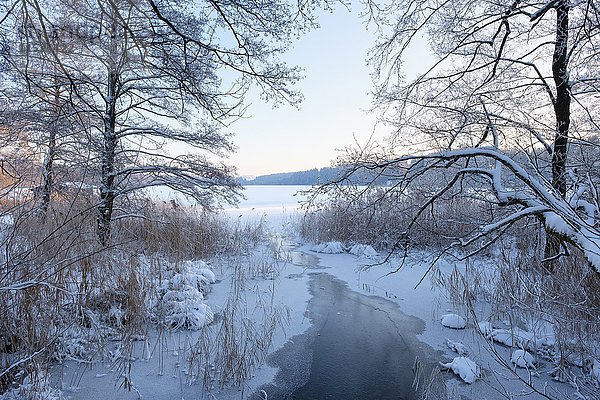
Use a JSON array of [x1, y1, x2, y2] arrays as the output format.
[[158, 260, 216, 330], [349, 244, 378, 258], [440, 234, 600, 393], [299, 189, 407, 250], [164, 297, 214, 330], [299, 185, 488, 252], [53, 333, 89, 361], [0, 366, 63, 400]]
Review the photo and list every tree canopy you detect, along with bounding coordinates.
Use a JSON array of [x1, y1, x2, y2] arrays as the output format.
[[329, 0, 600, 270], [1, 0, 338, 243]]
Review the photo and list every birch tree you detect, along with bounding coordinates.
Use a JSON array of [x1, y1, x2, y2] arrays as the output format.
[[335, 0, 600, 271]]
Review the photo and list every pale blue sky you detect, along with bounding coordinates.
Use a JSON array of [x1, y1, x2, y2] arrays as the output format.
[[230, 2, 431, 177], [230, 4, 387, 177]]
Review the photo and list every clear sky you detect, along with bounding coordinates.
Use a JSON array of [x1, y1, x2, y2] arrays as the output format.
[[229, 3, 389, 177]]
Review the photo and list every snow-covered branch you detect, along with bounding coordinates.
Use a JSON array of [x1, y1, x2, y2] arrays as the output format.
[[379, 144, 600, 271]]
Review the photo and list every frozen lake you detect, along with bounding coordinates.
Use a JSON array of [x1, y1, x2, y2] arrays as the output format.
[[223, 185, 311, 214], [221, 185, 313, 229], [147, 184, 313, 227]]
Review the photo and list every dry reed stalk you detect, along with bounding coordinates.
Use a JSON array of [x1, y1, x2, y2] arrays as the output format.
[[0, 192, 265, 396]]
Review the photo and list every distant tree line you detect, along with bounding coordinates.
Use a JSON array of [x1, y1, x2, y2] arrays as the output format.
[[238, 166, 394, 186]]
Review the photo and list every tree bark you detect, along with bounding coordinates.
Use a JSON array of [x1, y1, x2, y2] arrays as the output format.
[[545, 1, 571, 268], [97, 15, 119, 246], [38, 123, 56, 215], [97, 68, 117, 246], [38, 31, 62, 216]]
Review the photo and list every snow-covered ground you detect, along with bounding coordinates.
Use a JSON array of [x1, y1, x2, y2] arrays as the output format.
[[221, 186, 591, 399], [42, 186, 595, 399]]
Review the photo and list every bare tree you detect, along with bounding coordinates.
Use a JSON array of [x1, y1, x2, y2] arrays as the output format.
[[1, 5, 94, 216], [332, 0, 600, 271], [2, 0, 337, 245]]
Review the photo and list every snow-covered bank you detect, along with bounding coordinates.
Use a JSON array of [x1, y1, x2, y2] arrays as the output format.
[[296, 241, 596, 399], [41, 235, 583, 399], [22, 186, 597, 400]]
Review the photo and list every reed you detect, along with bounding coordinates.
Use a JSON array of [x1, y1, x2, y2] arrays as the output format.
[[0, 193, 266, 397]]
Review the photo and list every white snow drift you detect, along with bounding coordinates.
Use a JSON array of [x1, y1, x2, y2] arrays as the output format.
[[439, 356, 480, 384], [441, 313, 466, 329]]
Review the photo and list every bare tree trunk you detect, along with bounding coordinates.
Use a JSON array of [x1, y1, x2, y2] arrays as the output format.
[[97, 68, 117, 246], [97, 14, 119, 246], [545, 1, 571, 268], [38, 125, 56, 215], [38, 78, 60, 216]]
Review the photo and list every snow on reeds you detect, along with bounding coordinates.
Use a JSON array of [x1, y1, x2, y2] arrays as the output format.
[[299, 186, 486, 252], [0, 195, 269, 397], [302, 190, 600, 398]]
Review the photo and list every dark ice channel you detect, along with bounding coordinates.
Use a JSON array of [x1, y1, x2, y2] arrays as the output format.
[[253, 272, 436, 400]]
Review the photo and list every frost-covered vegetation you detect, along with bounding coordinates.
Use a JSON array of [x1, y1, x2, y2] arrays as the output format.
[[0, 191, 274, 397], [301, 187, 600, 398], [0, 0, 337, 397], [300, 183, 486, 252]]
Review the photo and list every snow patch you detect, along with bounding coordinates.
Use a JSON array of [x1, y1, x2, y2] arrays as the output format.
[[445, 338, 467, 356], [592, 359, 600, 385], [477, 321, 494, 337], [490, 327, 553, 351], [197, 267, 216, 283], [511, 349, 535, 368], [441, 314, 466, 329], [349, 244, 378, 258], [439, 356, 480, 384], [311, 241, 345, 254], [0, 214, 14, 226]]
